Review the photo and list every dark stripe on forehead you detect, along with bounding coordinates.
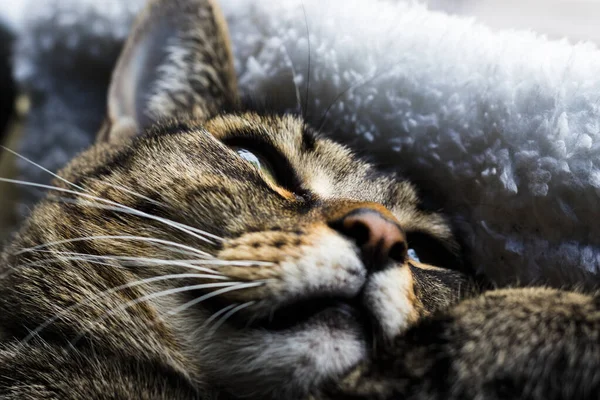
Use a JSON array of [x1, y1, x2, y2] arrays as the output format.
[[74, 147, 136, 185], [146, 120, 202, 137]]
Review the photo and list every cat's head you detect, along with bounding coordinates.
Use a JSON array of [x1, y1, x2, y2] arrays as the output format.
[[18, 0, 467, 397]]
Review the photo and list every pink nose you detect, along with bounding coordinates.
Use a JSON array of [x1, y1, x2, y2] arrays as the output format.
[[330, 208, 407, 271]]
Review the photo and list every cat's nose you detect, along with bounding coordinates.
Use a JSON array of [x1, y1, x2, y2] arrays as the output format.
[[330, 208, 407, 271]]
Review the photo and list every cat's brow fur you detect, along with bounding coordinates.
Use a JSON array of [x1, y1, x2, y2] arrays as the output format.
[[0, 0, 599, 399]]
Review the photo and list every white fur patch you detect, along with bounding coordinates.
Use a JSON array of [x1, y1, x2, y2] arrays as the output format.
[[279, 232, 365, 302], [308, 171, 333, 199], [364, 266, 416, 339], [194, 317, 366, 398]]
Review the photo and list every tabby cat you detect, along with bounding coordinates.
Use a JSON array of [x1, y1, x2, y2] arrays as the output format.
[[0, 0, 598, 399]]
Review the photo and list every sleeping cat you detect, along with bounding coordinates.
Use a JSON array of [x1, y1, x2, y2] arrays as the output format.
[[0, 0, 598, 399]]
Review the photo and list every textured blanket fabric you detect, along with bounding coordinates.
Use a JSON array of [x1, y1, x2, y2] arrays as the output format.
[[4, 0, 600, 287]]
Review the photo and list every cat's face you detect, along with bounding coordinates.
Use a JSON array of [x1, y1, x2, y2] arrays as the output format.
[[10, 0, 465, 398], [51, 111, 462, 397]]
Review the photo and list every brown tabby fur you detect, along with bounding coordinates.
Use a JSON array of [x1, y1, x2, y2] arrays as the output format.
[[0, 0, 598, 399]]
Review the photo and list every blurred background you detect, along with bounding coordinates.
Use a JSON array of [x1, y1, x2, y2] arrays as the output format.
[[422, 0, 600, 45]]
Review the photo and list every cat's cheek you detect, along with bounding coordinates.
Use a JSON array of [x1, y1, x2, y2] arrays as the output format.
[[363, 266, 420, 340]]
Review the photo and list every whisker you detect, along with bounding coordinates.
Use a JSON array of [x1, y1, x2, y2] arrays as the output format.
[[269, 306, 275, 324], [170, 222, 224, 242], [207, 301, 255, 335], [242, 308, 262, 330], [24, 250, 276, 274], [0, 257, 121, 281], [20, 277, 234, 349], [166, 281, 264, 317], [0, 178, 218, 245], [316, 58, 407, 135], [301, 0, 311, 119], [89, 179, 167, 208], [280, 43, 303, 115], [69, 281, 247, 347], [187, 259, 275, 267], [200, 303, 238, 330], [54, 196, 224, 243], [16, 235, 210, 258], [1, 146, 86, 192], [24, 250, 224, 275]]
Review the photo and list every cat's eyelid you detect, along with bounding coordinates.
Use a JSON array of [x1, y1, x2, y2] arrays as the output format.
[[234, 147, 274, 175], [232, 146, 300, 201], [225, 138, 307, 199]]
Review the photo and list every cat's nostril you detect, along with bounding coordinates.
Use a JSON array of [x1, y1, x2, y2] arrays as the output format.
[[343, 219, 371, 247], [330, 208, 407, 271], [388, 242, 408, 263]]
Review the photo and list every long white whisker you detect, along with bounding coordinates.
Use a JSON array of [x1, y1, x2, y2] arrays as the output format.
[[89, 179, 166, 208], [54, 196, 224, 243], [25, 250, 224, 276], [0, 257, 121, 280], [166, 282, 264, 317], [19, 276, 233, 349], [280, 43, 303, 114], [301, 0, 311, 119], [0, 178, 217, 245], [69, 281, 246, 346], [87, 182, 224, 241], [207, 301, 255, 335], [169, 221, 224, 242], [25, 250, 274, 273], [1, 146, 86, 192], [200, 303, 238, 329], [187, 259, 275, 267], [85, 181, 224, 240], [16, 235, 210, 258]]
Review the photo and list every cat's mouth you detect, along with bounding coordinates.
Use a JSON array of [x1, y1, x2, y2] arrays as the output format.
[[250, 296, 367, 331]]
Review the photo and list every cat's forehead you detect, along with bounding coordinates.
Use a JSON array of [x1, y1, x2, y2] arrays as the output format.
[[131, 112, 418, 211], [65, 113, 411, 211], [201, 113, 381, 199], [205, 113, 311, 150]]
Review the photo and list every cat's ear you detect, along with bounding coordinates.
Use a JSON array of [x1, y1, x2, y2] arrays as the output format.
[[98, 0, 239, 143]]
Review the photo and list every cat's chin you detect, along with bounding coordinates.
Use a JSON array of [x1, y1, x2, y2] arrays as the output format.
[[194, 307, 368, 399]]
